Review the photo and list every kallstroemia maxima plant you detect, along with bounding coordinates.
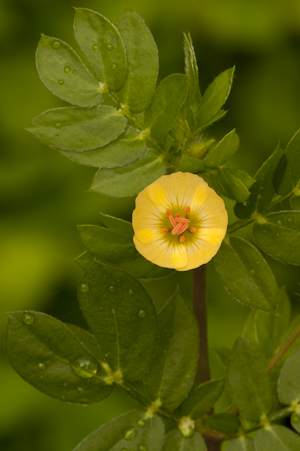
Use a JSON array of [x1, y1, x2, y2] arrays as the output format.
[[5, 6, 300, 451]]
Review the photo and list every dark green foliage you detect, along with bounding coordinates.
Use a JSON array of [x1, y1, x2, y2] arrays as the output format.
[[226, 338, 273, 422], [5, 312, 112, 404], [205, 412, 241, 435], [161, 430, 207, 451], [227, 437, 255, 451], [78, 263, 158, 381], [73, 410, 165, 451], [182, 379, 224, 419], [254, 425, 300, 450]]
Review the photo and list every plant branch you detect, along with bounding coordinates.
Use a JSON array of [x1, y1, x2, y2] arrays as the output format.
[[193, 265, 210, 385], [268, 323, 300, 371]]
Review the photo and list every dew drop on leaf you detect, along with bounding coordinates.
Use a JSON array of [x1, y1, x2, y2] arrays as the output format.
[[64, 66, 71, 74], [108, 286, 115, 292], [112, 64, 117, 70], [128, 289, 134, 296], [292, 413, 300, 424], [55, 123, 62, 129], [73, 69, 77, 74], [22, 313, 35, 325], [93, 44, 100, 51], [38, 362, 46, 370], [139, 446, 147, 451], [138, 310, 146, 318], [51, 41, 61, 49], [124, 427, 136, 440], [78, 387, 85, 394], [79, 283, 89, 292], [137, 419, 146, 427], [71, 355, 98, 378], [277, 220, 282, 226], [257, 194, 262, 199], [106, 43, 113, 50], [58, 80, 64, 85]]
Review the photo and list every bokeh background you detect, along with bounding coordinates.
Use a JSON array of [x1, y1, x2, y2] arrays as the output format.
[[1, 0, 300, 449]]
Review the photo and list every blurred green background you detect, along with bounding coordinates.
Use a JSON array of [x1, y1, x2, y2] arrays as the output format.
[[1, 0, 300, 449]]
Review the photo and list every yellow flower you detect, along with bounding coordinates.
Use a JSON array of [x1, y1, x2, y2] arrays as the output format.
[[132, 172, 228, 271]]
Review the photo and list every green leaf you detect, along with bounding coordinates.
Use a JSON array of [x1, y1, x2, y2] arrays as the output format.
[[212, 347, 231, 369], [5, 312, 112, 404], [74, 8, 127, 92], [205, 413, 240, 435], [75, 250, 173, 280], [214, 236, 278, 312], [196, 67, 235, 126], [73, 410, 165, 451], [144, 291, 199, 410], [182, 379, 225, 420], [254, 425, 300, 451], [59, 127, 146, 168], [145, 74, 188, 142], [226, 337, 273, 422], [291, 193, 300, 210], [278, 346, 300, 405], [78, 262, 157, 380], [205, 130, 239, 168], [227, 437, 255, 451], [161, 429, 207, 451], [274, 129, 300, 196], [253, 211, 300, 266], [242, 287, 291, 359], [216, 167, 255, 203], [116, 9, 159, 113], [178, 155, 206, 173], [183, 32, 201, 126], [74, 251, 95, 270], [99, 212, 134, 240], [290, 412, 300, 434], [77, 224, 136, 261], [28, 106, 127, 152], [90, 149, 166, 197], [36, 35, 103, 107], [235, 145, 284, 219]]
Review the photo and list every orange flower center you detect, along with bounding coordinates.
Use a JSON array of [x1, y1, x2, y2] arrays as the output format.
[[161, 206, 197, 243]]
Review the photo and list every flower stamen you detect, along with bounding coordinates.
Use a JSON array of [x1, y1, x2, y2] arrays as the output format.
[[172, 223, 184, 235], [169, 215, 177, 227], [185, 206, 191, 215], [190, 227, 197, 233], [179, 236, 185, 243], [161, 228, 169, 233], [175, 217, 190, 223]]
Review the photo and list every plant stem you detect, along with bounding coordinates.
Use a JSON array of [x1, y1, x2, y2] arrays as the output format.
[[193, 265, 210, 384], [268, 323, 300, 371]]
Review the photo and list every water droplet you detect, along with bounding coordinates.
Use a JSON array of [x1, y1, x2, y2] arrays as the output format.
[[128, 289, 134, 296], [108, 286, 115, 292], [78, 387, 85, 394], [243, 201, 249, 206], [249, 269, 255, 275], [111, 64, 117, 70], [55, 122, 62, 128], [58, 80, 64, 85], [107, 43, 113, 50], [63, 382, 68, 387], [257, 194, 262, 199], [171, 360, 176, 365], [39, 363, 46, 370], [79, 283, 89, 292], [138, 310, 146, 318], [277, 220, 282, 226], [93, 44, 100, 51], [139, 446, 147, 451], [137, 419, 146, 427], [22, 313, 35, 325], [292, 413, 300, 424], [288, 217, 293, 223], [142, 171, 146, 175], [71, 355, 98, 378], [124, 427, 136, 440], [112, 308, 116, 314], [64, 66, 71, 74], [52, 41, 61, 49]]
